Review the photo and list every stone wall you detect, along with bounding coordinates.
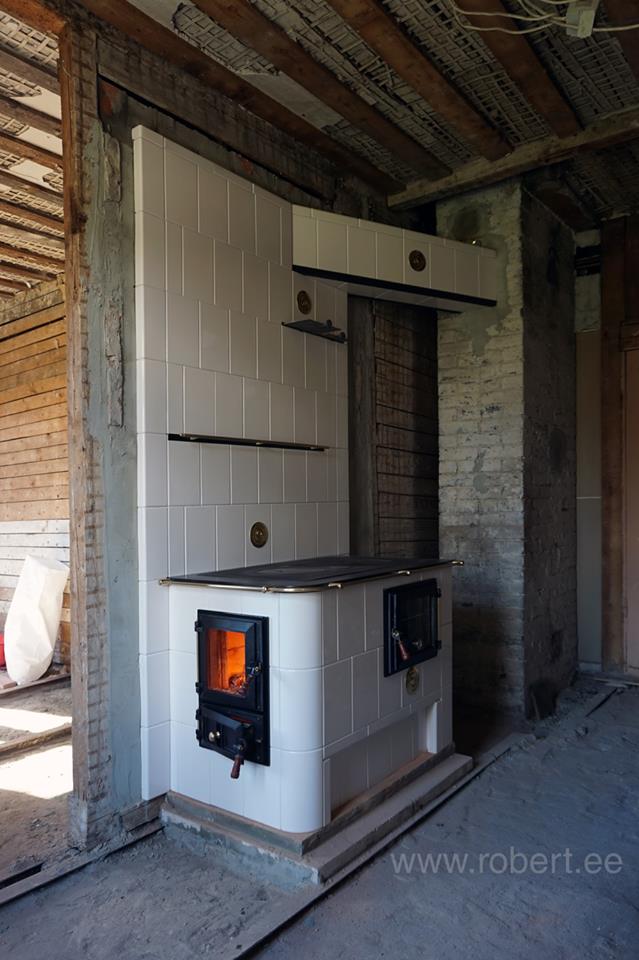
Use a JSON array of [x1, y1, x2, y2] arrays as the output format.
[[437, 181, 577, 717]]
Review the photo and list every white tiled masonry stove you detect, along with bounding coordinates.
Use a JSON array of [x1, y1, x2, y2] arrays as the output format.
[[134, 128, 484, 847]]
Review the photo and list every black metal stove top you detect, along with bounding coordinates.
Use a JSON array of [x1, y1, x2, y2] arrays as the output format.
[[164, 555, 453, 592]]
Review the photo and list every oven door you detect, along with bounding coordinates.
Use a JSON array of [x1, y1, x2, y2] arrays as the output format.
[[195, 611, 268, 714]]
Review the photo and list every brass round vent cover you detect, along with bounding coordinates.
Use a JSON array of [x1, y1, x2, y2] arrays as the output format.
[[408, 249, 426, 272], [250, 521, 269, 549], [297, 289, 312, 315], [405, 666, 420, 695]]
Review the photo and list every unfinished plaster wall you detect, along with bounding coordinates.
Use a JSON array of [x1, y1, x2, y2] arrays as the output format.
[[437, 182, 577, 717]]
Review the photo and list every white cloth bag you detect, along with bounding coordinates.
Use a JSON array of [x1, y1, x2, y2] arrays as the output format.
[[4, 555, 69, 685]]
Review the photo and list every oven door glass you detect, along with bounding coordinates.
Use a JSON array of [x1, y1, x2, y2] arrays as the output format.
[[196, 612, 267, 713]]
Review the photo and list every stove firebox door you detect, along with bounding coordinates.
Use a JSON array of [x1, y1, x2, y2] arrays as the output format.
[[195, 612, 267, 714], [383, 578, 441, 677]]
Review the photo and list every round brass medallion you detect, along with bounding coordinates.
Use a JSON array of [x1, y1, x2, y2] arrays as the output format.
[[297, 289, 313, 314], [405, 666, 420, 695], [408, 249, 426, 272], [250, 521, 269, 549]]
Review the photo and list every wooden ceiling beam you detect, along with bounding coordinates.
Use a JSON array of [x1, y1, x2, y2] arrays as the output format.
[[0, 240, 62, 272], [605, 1, 639, 79], [389, 105, 639, 209], [325, 0, 509, 161], [0, 1, 65, 36], [0, 222, 65, 253], [455, 0, 580, 138], [0, 168, 62, 204], [192, 0, 449, 179], [0, 277, 28, 292], [0, 44, 59, 95], [0, 260, 51, 281], [0, 198, 63, 234], [0, 129, 63, 170], [0, 92, 61, 139]]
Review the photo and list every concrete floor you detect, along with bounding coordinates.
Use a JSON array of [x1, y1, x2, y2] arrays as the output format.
[[1, 681, 638, 959]]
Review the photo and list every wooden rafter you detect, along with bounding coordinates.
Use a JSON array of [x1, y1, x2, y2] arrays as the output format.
[[0, 92, 61, 138], [0, 1, 64, 35], [455, 0, 580, 138], [0, 44, 59, 95], [0, 129, 63, 170], [191, 0, 449, 179], [325, 0, 509, 161], [389, 105, 639, 208], [0, 277, 27, 292], [0, 168, 62, 204], [77, 0, 401, 194], [0, 240, 62, 272], [0, 260, 51, 281], [605, 0, 639, 79], [0, 198, 63, 234], [0, 222, 65, 253]]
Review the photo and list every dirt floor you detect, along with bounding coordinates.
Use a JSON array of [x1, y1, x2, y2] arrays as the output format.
[[0, 679, 638, 959]]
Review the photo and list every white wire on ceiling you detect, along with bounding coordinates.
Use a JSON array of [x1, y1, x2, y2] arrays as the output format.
[[445, 0, 639, 36]]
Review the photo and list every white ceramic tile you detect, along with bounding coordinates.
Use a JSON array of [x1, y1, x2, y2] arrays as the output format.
[[215, 372, 243, 437], [185, 505, 216, 572], [138, 506, 168, 581], [138, 433, 168, 508], [166, 220, 182, 295], [198, 165, 228, 242], [337, 501, 350, 553], [305, 336, 326, 392], [294, 387, 316, 444], [316, 392, 336, 447], [165, 147, 197, 230], [166, 363, 184, 434], [229, 311, 257, 378], [376, 231, 403, 285], [245, 503, 272, 566], [293, 272, 315, 321], [292, 211, 317, 268], [139, 580, 170, 655], [216, 504, 245, 570], [283, 450, 306, 503], [134, 137, 164, 219], [255, 192, 281, 264], [242, 746, 281, 829], [135, 212, 165, 290], [269, 263, 292, 325], [184, 367, 216, 436], [367, 726, 394, 787], [334, 288, 347, 333], [336, 346, 348, 400], [257, 318, 282, 383], [258, 448, 283, 503], [135, 285, 166, 363], [132, 126, 163, 146], [279, 593, 322, 669], [269, 383, 294, 443], [307, 451, 328, 502], [141, 722, 170, 800], [168, 441, 200, 505], [228, 180, 255, 253], [231, 446, 258, 504], [324, 658, 352, 745], [243, 252, 269, 321], [200, 302, 230, 372], [167, 292, 199, 367], [326, 449, 338, 503], [336, 395, 348, 449], [214, 240, 243, 312], [280, 748, 324, 833], [322, 590, 338, 665], [352, 649, 379, 731], [391, 715, 417, 769], [316, 280, 335, 325], [336, 448, 349, 501], [338, 586, 365, 658], [347, 224, 375, 278], [364, 583, 383, 651], [317, 501, 338, 555], [330, 741, 368, 812], [183, 229, 214, 304], [244, 377, 269, 440], [270, 503, 295, 562], [455, 247, 480, 297], [169, 650, 198, 730], [326, 341, 337, 395], [295, 502, 317, 559], [429, 241, 454, 293], [140, 651, 170, 727], [210, 745, 245, 817], [282, 326, 305, 389], [403, 233, 431, 288], [171, 721, 210, 805], [379, 650, 402, 717], [201, 444, 231, 504], [168, 505, 185, 576], [275, 667, 322, 751], [281, 204, 292, 268]]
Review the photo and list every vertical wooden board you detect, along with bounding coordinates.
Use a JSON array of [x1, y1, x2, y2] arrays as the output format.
[[625, 348, 639, 671]]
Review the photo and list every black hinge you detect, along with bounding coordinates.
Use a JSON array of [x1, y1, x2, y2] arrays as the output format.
[[194, 620, 202, 632], [195, 681, 202, 694]]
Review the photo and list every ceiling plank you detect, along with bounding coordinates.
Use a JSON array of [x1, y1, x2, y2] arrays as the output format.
[[192, 0, 449, 179], [0, 222, 65, 253], [605, 1, 639, 79], [0, 260, 51, 282], [78, 0, 401, 195], [455, 0, 580, 138], [0, 198, 63, 234], [0, 45, 59, 95], [325, 0, 509, 161], [389, 106, 639, 208], [0, 278, 28, 292], [0, 92, 61, 138], [0, 129, 63, 170], [0, 168, 62, 204], [0, 1, 65, 35], [0, 241, 62, 272]]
